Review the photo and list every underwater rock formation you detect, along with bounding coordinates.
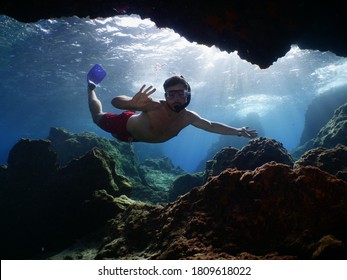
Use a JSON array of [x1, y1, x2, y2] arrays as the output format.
[[170, 138, 294, 200], [299, 86, 347, 145], [168, 173, 204, 202], [54, 162, 347, 260], [294, 145, 347, 181], [2, 129, 347, 260], [133, 157, 186, 204], [0, 138, 132, 259], [196, 113, 264, 172], [204, 146, 239, 182], [48, 127, 139, 179], [1, 0, 346, 68], [294, 103, 347, 158], [231, 138, 294, 170], [313, 103, 347, 148], [167, 138, 295, 201], [0, 129, 188, 258], [48, 127, 183, 204], [204, 138, 294, 182], [6, 139, 58, 185]]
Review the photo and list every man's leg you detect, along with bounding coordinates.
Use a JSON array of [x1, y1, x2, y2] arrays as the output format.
[[88, 83, 104, 124]]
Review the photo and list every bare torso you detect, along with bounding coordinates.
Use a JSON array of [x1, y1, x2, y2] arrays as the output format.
[[126, 100, 192, 142]]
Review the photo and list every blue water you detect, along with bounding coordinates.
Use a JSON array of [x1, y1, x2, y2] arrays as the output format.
[[1, 14, 347, 172]]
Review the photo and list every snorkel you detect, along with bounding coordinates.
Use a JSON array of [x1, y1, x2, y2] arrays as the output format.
[[163, 76, 191, 112]]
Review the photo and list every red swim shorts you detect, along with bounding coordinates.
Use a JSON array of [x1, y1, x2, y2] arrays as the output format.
[[98, 111, 137, 142]]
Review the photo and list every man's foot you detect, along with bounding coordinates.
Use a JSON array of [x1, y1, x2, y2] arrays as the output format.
[[87, 64, 107, 86], [88, 82, 96, 92]]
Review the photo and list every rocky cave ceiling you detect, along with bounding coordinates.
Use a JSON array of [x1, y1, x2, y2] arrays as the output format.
[[1, 0, 346, 68]]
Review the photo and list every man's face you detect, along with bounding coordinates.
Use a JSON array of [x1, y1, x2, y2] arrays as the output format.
[[165, 84, 188, 112]]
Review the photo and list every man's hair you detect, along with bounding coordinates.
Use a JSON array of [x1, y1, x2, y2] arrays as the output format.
[[163, 76, 191, 93]]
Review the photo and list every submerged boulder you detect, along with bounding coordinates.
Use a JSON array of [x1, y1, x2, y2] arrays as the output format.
[[294, 144, 347, 181], [168, 173, 204, 202], [56, 148, 132, 197], [134, 157, 186, 204], [196, 112, 264, 172], [48, 127, 140, 179], [6, 138, 58, 185], [3, 130, 347, 260], [170, 137, 294, 201], [313, 103, 347, 148], [300, 87, 347, 145], [231, 137, 294, 170], [63, 162, 347, 260], [204, 146, 239, 182], [204, 138, 294, 182], [0, 138, 133, 259], [294, 103, 347, 158], [48, 128, 185, 204]]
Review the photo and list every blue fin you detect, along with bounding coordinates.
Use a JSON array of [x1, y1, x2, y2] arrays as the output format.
[[87, 64, 107, 85]]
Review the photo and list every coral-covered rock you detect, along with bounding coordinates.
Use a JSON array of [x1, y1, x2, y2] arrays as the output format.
[[140, 157, 182, 174], [68, 162, 347, 260], [204, 146, 239, 182], [56, 148, 132, 197], [311, 235, 345, 260], [169, 173, 204, 202], [204, 138, 294, 183], [0, 138, 133, 259], [196, 113, 264, 172], [169, 137, 294, 201], [48, 128, 184, 204], [313, 103, 347, 148], [294, 145, 347, 180], [3, 131, 347, 260], [231, 138, 294, 170], [134, 157, 185, 204], [294, 103, 347, 158], [300, 87, 347, 145], [7, 139, 58, 184], [48, 127, 140, 179]]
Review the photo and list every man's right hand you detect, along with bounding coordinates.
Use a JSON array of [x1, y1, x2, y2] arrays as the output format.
[[131, 84, 156, 109]]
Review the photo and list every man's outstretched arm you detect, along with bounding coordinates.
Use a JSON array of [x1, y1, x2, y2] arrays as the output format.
[[189, 111, 258, 138]]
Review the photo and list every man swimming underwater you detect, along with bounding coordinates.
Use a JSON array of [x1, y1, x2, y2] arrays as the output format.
[[88, 68, 257, 142]]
